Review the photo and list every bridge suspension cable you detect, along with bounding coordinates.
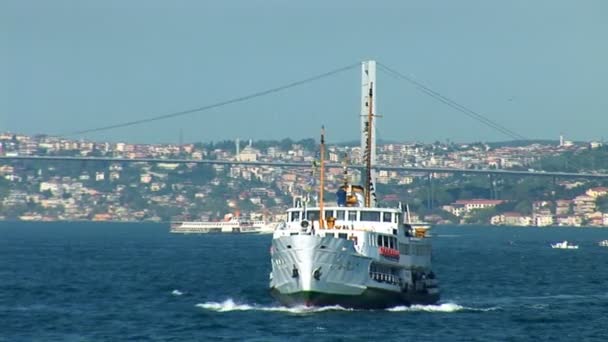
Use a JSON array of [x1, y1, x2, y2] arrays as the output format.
[[377, 63, 527, 141], [63, 62, 360, 137]]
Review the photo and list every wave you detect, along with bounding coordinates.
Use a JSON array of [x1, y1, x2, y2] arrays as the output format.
[[196, 299, 496, 314], [196, 299, 352, 314], [519, 293, 608, 301], [171, 289, 184, 296], [387, 302, 499, 313], [472, 292, 608, 307]]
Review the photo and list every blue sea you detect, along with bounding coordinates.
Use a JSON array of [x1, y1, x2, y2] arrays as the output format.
[[1, 222, 608, 341]]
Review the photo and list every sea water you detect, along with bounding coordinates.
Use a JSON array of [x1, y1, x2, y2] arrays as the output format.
[[1, 222, 607, 341]]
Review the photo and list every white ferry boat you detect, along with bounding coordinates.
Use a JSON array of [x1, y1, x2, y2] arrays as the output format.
[[269, 60, 439, 309], [598, 240, 608, 247], [550, 240, 579, 249], [170, 217, 274, 234]]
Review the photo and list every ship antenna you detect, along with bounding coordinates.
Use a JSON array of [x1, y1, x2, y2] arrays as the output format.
[[365, 83, 374, 207], [319, 125, 326, 229], [342, 152, 350, 187]]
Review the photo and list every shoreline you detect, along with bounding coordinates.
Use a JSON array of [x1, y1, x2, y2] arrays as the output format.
[[1, 220, 608, 229]]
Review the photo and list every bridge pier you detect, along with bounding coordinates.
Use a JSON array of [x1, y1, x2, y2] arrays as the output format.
[[489, 174, 499, 200]]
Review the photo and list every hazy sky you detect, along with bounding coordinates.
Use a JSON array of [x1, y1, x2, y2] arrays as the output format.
[[1, 0, 607, 144]]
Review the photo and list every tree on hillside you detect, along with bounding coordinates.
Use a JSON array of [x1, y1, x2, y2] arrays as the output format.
[[514, 200, 533, 215], [597, 195, 608, 212], [465, 207, 497, 224]]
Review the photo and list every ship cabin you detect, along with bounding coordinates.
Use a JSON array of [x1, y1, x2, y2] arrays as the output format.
[[274, 195, 432, 269]]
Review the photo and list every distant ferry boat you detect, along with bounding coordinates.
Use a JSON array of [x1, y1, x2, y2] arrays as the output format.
[[170, 218, 274, 234], [598, 240, 608, 247]]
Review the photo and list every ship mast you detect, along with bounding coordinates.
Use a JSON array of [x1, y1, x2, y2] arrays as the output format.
[[365, 84, 374, 207], [361, 60, 377, 207], [319, 126, 326, 228]]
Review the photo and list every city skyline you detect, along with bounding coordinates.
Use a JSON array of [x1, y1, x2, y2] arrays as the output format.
[[2, 0, 607, 144]]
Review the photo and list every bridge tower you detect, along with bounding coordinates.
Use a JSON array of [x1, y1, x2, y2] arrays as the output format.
[[361, 60, 378, 206]]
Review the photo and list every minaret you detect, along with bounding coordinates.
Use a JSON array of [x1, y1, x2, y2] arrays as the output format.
[[236, 138, 240, 161], [361, 60, 378, 206]]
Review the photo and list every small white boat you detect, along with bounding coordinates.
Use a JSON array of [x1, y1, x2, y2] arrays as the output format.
[[551, 240, 579, 249], [598, 240, 608, 247]]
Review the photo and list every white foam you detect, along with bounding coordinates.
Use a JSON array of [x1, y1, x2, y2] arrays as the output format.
[[195, 299, 352, 314], [171, 289, 183, 296], [387, 302, 499, 313], [196, 299, 497, 314], [387, 302, 465, 312]]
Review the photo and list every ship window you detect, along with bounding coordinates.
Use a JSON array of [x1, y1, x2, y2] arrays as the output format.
[[413, 245, 431, 256], [324, 210, 334, 219], [306, 211, 320, 221], [377, 235, 382, 246], [383, 212, 392, 222], [360, 211, 381, 222], [395, 213, 401, 224], [338, 233, 348, 239], [418, 245, 427, 255], [290, 211, 300, 222], [348, 211, 357, 221], [389, 237, 395, 249], [336, 210, 345, 220], [382, 235, 388, 247]]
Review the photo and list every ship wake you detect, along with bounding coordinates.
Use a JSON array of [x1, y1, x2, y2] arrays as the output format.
[[196, 299, 351, 314], [387, 302, 499, 313], [196, 299, 496, 314]]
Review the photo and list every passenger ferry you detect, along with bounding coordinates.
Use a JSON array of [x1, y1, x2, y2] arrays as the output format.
[[269, 60, 439, 309], [170, 216, 273, 234]]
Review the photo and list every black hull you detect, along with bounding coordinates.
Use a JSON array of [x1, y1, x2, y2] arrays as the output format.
[[270, 287, 440, 310]]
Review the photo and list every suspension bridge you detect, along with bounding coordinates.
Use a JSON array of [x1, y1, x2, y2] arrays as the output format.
[[1, 60, 606, 181], [1, 155, 607, 180]]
